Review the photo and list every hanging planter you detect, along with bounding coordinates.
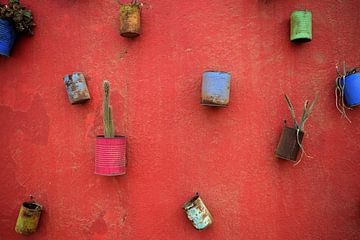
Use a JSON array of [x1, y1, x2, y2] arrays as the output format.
[[290, 10, 312, 43], [95, 80, 127, 176], [0, 0, 35, 57], [335, 62, 360, 122], [15, 196, 42, 235], [0, 19, 15, 56], [201, 71, 231, 107], [182, 193, 213, 230], [275, 94, 318, 163], [119, 0, 142, 38], [64, 72, 91, 104]]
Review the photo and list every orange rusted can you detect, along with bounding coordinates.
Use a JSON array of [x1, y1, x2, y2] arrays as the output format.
[[119, 1, 142, 38], [15, 199, 43, 235], [183, 193, 213, 230]]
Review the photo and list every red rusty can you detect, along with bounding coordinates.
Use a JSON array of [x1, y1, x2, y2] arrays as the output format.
[[95, 136, 126, 176]]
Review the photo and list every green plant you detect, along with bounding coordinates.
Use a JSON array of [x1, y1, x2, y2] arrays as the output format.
[[103, 80, 115, 138], [284, 94, 318, 132], [0, 0, 35, 36]]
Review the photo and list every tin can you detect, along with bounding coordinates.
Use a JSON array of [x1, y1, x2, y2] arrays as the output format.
[[64, 72, 91, 104], [119, 4, 141, 38], [15, 201, 43, 235], [275, 126, 304, 161], [201, 71, 231, 107], [183, 193, 213, 230], [95, 136, 127, 176], [342, 72, 360, 107], [290, 10, 312, 42], [0, 19, 16, 57]]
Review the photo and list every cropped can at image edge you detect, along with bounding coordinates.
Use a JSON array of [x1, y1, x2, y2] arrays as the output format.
[[201, 71, 231, 107], [290, 10, 312, 42], [341, 72, 360, 107], [183, 193, 213, 230], [0, 19, 16, 57], [15, 200, 43, 235], [64, 72, 91, 104]]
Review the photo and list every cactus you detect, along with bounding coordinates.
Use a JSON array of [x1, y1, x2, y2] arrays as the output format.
[[103, 80, 115, 138]]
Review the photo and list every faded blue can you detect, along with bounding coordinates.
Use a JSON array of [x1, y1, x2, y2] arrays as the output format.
[[64, 72, 91, 104], [342, 73, 360, 107], [201, 71, 231, 106], [0, 19, 16, 57]]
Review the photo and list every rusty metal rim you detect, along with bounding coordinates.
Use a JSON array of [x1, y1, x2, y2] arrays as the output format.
[[183, 193, 200, 210], [96, 135, 126, 139], [95, 172, 127, 176], [203, 70, 231, 75], [201, 102, 228, 107], [22, 202, 42, 212]]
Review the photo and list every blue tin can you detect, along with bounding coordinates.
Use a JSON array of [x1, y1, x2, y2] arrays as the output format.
[[201, 71, 231, 107], [342, 72, 360, 107], [0, 19, 16, 57], [64, 72, 91, 104]]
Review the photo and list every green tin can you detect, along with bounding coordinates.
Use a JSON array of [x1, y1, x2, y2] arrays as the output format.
[[290, 10, 312, 42], [15, 201, 43, 235]]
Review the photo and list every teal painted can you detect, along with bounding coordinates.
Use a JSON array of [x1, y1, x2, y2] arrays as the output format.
[[183, 193, 213, 230], [201, 71, 231, 107], [290, 10, 312, 43]]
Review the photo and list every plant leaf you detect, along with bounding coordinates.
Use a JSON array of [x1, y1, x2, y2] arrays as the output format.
[[284, 94, 298, 128]]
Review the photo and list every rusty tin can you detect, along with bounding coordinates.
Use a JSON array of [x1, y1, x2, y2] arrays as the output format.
[[275, 126, 304, 161], [183, 193, 213, 230], [15, 201, 43, 235], [119, 3, 141, 38], [201, 71, 231, 107], [64, 72, 91, 104]]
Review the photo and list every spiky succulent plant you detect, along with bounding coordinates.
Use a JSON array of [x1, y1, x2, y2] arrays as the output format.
[[284, 94, 318, 132]]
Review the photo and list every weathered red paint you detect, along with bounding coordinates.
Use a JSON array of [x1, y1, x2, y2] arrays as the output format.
[[0, 0, 360, 239]]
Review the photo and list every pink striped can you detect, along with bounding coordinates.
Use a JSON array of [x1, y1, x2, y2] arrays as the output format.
[[95, 136, 126, 176]]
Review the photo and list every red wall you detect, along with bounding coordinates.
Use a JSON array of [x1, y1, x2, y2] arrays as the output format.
[[1, 0, 360, 239]]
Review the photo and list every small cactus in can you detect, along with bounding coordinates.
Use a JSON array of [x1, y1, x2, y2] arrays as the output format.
[[103, 80, 115, 138]]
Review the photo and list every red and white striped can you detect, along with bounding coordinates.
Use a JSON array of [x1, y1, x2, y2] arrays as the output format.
[[95, 136, 126, 176]]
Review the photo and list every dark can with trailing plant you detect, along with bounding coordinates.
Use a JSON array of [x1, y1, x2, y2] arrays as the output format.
[[276, 125, 304, 161], [183, 193, 213, 230], [275, 94, 317, 163], [119, 1, 141, 38], [201, 71, 231, 107], [64, 72, 91, 104], [15, 200, 43, 235]]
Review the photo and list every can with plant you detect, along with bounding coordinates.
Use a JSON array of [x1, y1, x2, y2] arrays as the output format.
[[95, 80, 127, 176], [0, 0, 35, 57], [275, 94, 318, 164]]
